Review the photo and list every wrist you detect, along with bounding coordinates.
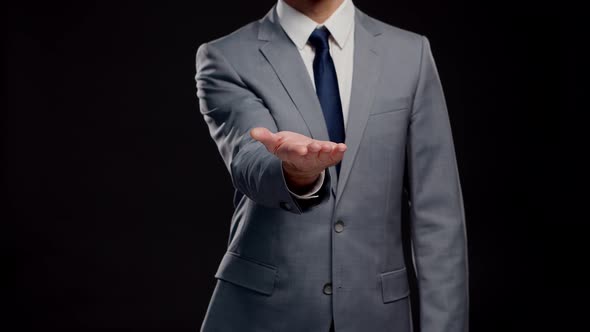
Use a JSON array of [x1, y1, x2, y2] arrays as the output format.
[[282, 163, 322, 195]]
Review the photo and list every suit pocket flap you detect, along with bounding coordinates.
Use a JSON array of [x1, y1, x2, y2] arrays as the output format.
[[215, 251, 277, 296], [370, 97, 411, 116], [380, 267, 410, 303]]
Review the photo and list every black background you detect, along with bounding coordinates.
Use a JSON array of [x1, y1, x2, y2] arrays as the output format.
[[3, 1, 561, 331]]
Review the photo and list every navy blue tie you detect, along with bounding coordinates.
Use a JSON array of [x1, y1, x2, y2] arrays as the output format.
[[308, 26, 345, 176]]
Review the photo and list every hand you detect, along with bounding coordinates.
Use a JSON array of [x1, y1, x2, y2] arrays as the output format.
[[250, 127, 347, 193]]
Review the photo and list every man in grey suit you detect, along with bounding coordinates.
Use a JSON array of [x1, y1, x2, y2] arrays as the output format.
[[195, 0, 468, 331]]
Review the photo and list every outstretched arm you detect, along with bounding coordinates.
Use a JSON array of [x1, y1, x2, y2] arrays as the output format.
[[195, 42, 346, 213]]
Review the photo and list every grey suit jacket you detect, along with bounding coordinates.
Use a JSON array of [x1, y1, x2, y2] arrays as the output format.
[[195, 4, 468, 332]]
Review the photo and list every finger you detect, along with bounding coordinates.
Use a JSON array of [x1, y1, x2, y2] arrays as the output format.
[[329, 143, 347, 164], [320, 142, 334, 152], [307, 141, 322, 153], [303, 141, 322, 160], [275, 141, 308, 161], [250, 127, 280, 153], [317, 142, 335, 164]]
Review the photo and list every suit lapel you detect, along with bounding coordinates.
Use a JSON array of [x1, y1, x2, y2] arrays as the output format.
[[258, 7, 331, 143], [335, 10, 381, 208], [258, 7, 340, 190]]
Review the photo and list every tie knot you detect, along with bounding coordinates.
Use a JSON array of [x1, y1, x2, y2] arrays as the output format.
[[308, 26, 331, 51]]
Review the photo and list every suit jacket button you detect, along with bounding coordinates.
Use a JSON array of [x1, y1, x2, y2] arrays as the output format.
[[334, 220, 344, 233], [323, 282, 333, 295], [280, 201, 292, 211]]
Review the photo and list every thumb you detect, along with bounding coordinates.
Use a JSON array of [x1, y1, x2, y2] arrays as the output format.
[[250, 127, 279, 151]]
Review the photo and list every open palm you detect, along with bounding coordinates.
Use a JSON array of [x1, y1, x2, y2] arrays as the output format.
[[250, 127, 347, 181]]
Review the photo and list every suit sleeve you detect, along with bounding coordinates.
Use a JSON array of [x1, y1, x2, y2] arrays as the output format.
[[406, 36, 469, 332], [195, 42, 331, 214], [288, 169, 326, 199]]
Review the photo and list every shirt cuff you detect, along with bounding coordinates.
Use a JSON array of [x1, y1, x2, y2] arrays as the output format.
[[287, 169, 325, 200]]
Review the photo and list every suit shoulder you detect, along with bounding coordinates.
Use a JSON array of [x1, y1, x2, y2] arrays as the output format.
[[359, 10, 424, 47]]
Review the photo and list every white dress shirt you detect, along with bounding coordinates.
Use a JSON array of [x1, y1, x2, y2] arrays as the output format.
[[277, 0, 355, 199]]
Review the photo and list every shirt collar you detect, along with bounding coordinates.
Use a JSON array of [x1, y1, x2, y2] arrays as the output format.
[[276, 0, 355, 50]]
